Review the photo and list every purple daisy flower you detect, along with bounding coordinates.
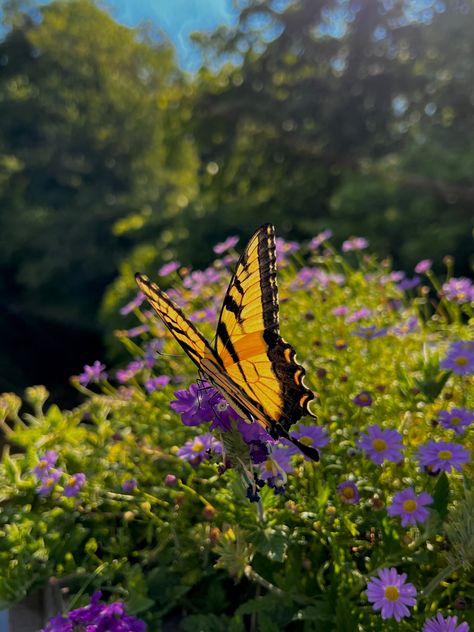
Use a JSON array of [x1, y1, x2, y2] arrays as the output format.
[[415, 259, 433, 274], [259, 447, 293, 481], [122, 479, 137, 492], [237, 419, 274, 444], [116, 360, 144, 383], [41, 591, 147, 632], [78, 361, 107, 386], [338, 480, 360, 504], [208, 394, 241, 432], [345, 308, 372, 323], [287, 425, 330, 460], [213, 236, 239, 255], [366, 567, 417, 621], [438, 407, 474, 435], [387, 487, 433, 527], [145, 375, 171, 393], [442, 277, 474, 304], [189, 307, 217, 324], [391, 317, 419, 336], [417, 440, 470, 474], [121, 325, 149, 338], [63, 473, 86, 498], [119, 291, 145, 315], [396, 276, 421, 291], [342, 236, 368, 252], [440, 344, 474, 375], [170, 383, 214, 426], [423, 613, 470, 632], [38, 469, 62, 497], [352, 325, 388, 340], [176, 433, 222, 466], [33, 451, 58, 478], [275, 237, 299, 264], [158, 260, 180, 276], [358, 425, 403, 465], [309, 229, 332, 250], [332, 305, 349, 317], [352, 391, 373, 407]]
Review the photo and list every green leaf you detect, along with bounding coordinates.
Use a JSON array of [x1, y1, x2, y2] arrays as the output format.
[[249, 525, 289, 563], [432, 472, 450, 520]]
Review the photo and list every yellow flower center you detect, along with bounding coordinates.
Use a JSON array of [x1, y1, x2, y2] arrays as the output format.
[[299, 436, 314, 447], [68, 476, 77, 486], [38, 460, 47, 470], [359, 394, 369, 403], [336, 338, 345, 347], [192, 441, 204, 453], [384, 586, 400, 602], [45, 477, 55, 488], [403, 499, 417, 513], [342, 486, 355, 500], [438, 450, 453, 460], [265, 459, 276, 472], [372, 438, 387, 452], [450, 416, 461, 426], [455, 356, 468, 366]]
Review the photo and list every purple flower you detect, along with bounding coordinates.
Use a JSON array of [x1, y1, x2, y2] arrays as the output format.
[[342, 236, 368, 252], [237, 419, 274, 444], [415, 259, 433, 274], [189, 307, 217, 324], [145, 375, 171, 393], [122, 479, 137, 492], [332, 305, 349, 317], [78, 361, 107, 386], [287, 425, 330, 460], [380, 271, 405, 285], [440, 343, 474, 375], [183, 268, 222, 294], [176, 433, 222, 466], [119, 291, 145, 316], [33, 451, 58, 478], [158, 260, 180, 276], [259, 447, 293, 481], [213, 236, 239, 255], [275, 237, 299, 263], [309, 229, 332, 250], [387, 487, 432, 527], [423, 613, 470, 632], [119, 325, 149, 338], [352, 325, 388, 340], [116, 360, 144, 383], [164, 474, 177, 487], [358, 425, 403, 465], [366, 567, 417, 622], [208, 394, 241, 432], [63, 473, 86, 497], [438, 407, 474, 434], [442, 277, 474, 304], [391, 317, 419, 336], [38, 469, 62, 497], [338, 480, 360, 504], [41, 591, 147, 632], [352, 391, 372, 407], [396, 276, 421, 291], [417, 440, 470, 474], [345, 308, 372, 323], [170, 383, 215, 426]]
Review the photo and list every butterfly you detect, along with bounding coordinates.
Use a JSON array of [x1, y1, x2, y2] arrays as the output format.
[[135, 223, 319, 461]]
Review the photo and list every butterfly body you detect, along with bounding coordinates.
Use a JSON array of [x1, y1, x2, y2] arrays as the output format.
[[136, 224, 319, 461]]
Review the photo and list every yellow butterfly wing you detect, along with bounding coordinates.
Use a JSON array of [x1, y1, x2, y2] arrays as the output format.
[[214, 223, 315, 432]]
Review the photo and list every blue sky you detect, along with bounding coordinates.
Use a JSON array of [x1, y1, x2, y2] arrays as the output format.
[[102, 0, 237, 69]]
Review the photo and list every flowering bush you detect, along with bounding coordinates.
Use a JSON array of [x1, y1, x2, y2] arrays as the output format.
[[0, 232, 473, 630]]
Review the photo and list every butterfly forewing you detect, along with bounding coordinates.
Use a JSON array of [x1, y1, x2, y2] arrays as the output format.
[[214, 224, 315, 431]]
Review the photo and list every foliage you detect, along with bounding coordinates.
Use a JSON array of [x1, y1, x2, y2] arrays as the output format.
[[1, 233, 473, 630]]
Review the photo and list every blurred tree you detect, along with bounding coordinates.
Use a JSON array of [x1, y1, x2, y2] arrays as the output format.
[[0, 0, 198, 397], [177, 0, 474, 270]]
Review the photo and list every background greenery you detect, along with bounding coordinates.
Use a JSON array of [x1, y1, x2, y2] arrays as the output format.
[[0, 0, 473, 400]]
